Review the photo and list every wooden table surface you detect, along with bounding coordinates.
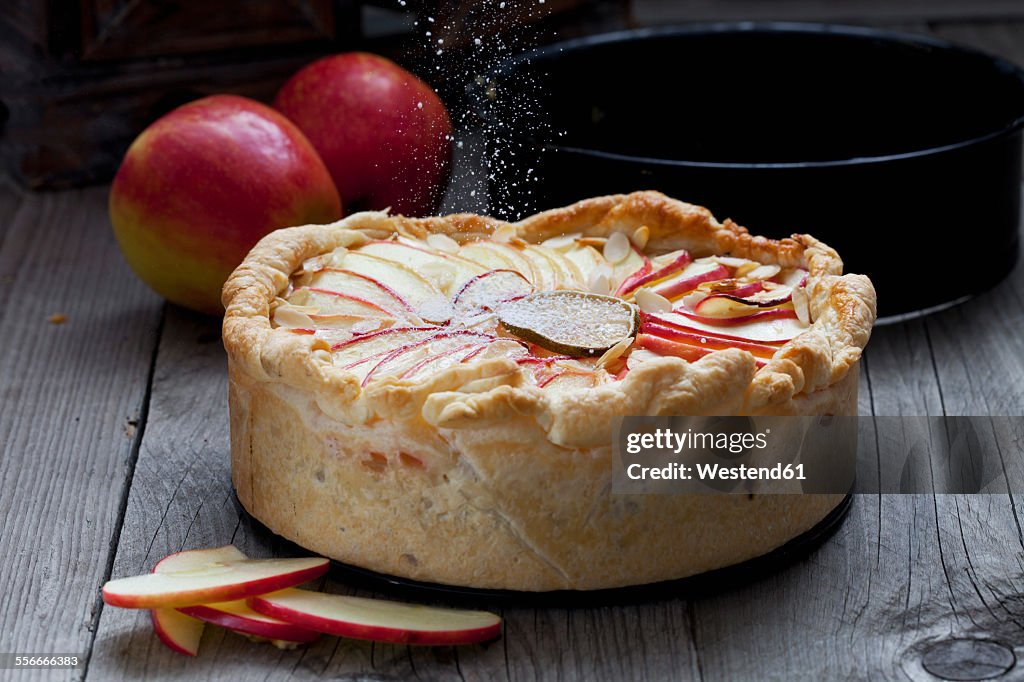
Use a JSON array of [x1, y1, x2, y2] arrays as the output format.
[[3, 20, 1024, 682]]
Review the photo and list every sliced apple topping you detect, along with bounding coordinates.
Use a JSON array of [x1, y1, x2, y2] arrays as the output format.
[[649, 261, 729, 300], [359, 330, 496, 385], [497, 291, 639, 357], [645, 310, 805, 345], [453, 269, 534, 317]]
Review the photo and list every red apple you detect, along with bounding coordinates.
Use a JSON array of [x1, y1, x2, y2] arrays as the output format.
[[274, 53, 453, 216], [110, 95, 342, 315], [152, 608, 205, 656]]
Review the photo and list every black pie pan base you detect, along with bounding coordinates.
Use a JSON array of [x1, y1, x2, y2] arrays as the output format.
[[237, 492, 852, 609], [474, 24, 1024, 319]]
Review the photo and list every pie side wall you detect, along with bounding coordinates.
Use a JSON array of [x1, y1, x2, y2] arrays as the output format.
[[227, 362, 857, 591]]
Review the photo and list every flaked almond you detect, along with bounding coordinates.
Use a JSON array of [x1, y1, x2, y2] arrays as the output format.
[[426, 233, 461, 254], [743, 264, 782, 281], [492, 225, 517, 244], [712, 255, 753, 269], [635, 288, 673, 314], [588, 262, 613, 294], [301, 254, 332, 274], [734, 261, 761, 278], [603, 231, 631, 264], [597, 336, 633, 368], [792, 285, 811, 325], [541, 232, 581, 251], [273, 306, 316, 329], [631, 225, 650, 250]]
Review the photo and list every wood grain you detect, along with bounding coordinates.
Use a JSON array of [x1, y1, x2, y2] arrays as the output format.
[[0, 186, 163, 681]]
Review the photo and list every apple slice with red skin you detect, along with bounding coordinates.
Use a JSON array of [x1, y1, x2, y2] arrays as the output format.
[[152, 608, 205, 656], [400, 342, 490, 380], [291, 287, 400, 320], [360, 330, 495, 385], [537, 370, 598, 389], [179, 600, 319, 644], [360, 240, 485, 295], [646, 310, 804, 344], [461, 339, 531, 363], [248, 589, 501, 645], [694, 293, 791, 318], [452, 269, 533, 317], [650, 263, 729, 300], [641, 322, 779, 360], [308, 269, 416, 317], [308, 313, 396, 331], [635, 333, 713, 363], [102, 556, 329, 609], [340, 251, 452, 323], [609, 246, 651, 293], [616, 250, 692, 297], [330, 326, 439, 360]]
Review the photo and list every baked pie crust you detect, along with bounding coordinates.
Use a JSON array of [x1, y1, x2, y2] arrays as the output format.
[[222, 191, 877, 591]]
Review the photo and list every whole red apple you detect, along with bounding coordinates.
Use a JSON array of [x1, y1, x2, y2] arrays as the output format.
[[109, 94, 342, 315], [274, 53, 453, 216]]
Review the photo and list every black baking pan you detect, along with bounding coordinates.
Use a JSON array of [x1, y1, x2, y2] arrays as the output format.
[[471, 24, 1024, 318], [238, 491, 852, 608]]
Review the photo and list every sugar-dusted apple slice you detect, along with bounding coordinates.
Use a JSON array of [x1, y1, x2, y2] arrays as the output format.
[[497, 291, 639, 357], [361, 330, 496, 384], [531, 245, 586, 289], [650, 261, 729, 300], [563, 243, 604, 281], [307, 269, 415, 317], [453, 269, 533, 317], [152, 608, 204, 656], [537, 370, 598, 389], [307, 313, 396, 331], [290, 288, 400, 320], [339, 251, 452, 323], [249, 589, 501, 645], [647, 310, 805, 344], [360, 240, 485, 296], [179, 600, 319, 643], [517, 244, 560, 291], [330, 327, 439, 363], [461, 338, 531, 363], [401, 343, 491, 380], [460, 241, 538, 283], [102, 556, 329, 609], [608, 246, 651, 293]]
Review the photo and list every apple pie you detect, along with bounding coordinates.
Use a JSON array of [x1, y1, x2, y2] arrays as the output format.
[[222, 191, 876, 591]]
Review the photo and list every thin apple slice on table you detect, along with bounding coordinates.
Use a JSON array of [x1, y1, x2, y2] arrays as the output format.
[[152, 608, 205, 656], [616, 249, 692, 297], [649, 261, 729, 301], [339, 251, 452, 323], [453, 269, 534, 317], [360, 330, 496, 385], [249, 589, 501, 645], [647, 310, 806, 344], [103, 555, 329, 609], [179, 600, 319, 644]]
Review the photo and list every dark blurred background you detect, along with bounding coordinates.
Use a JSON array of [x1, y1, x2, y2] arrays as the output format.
[[1, 0, 1022, 191]]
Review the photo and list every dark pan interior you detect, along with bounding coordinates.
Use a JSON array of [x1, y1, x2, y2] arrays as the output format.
[[492, 28, 1024, 164]]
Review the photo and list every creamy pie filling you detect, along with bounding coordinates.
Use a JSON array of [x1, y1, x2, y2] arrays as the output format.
[[271, 228, 811, 390]]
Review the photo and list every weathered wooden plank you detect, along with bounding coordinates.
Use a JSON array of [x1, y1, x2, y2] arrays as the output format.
[[0, 186, 163, 682]]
